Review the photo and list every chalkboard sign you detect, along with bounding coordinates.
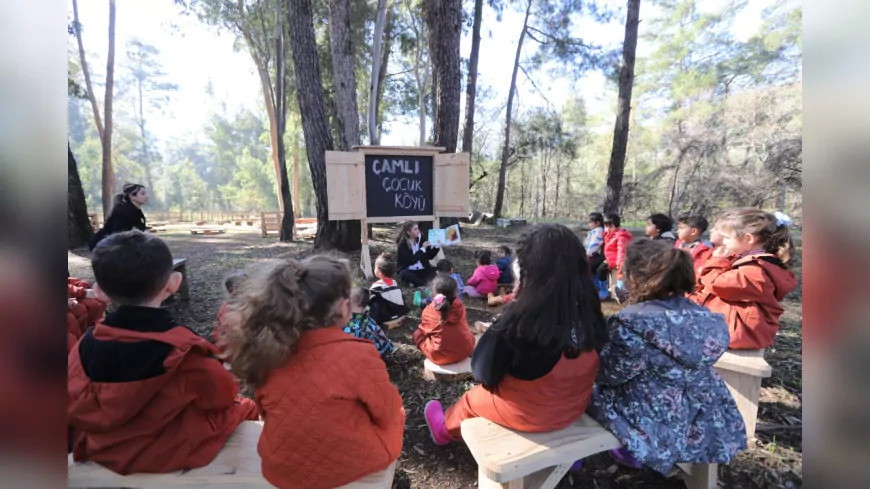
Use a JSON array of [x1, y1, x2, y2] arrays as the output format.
[[364, 154, 434, 218]]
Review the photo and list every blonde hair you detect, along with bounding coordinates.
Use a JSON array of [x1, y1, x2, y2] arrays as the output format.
[[715, 208, 795, 266], [225, 255, 352, 387]]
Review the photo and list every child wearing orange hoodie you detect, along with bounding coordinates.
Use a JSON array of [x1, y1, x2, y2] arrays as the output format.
[[424, 224, 608, 444], [414, 273, 475, 365], [691, 209, 798, 350], [464, 250, 501, 298], [225, 256, 405, 489], [68, 231, 258, 475]]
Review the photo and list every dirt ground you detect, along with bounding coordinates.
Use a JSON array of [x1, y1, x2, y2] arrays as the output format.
[[68, 223, 803, 488]]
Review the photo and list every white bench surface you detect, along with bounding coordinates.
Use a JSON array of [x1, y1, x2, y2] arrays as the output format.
[[714, 350, 772, 377], [68, 420, 395, 488], [424, 357, 472, 375], [173, 258, 187, 267], [461, 414, 621, 483]]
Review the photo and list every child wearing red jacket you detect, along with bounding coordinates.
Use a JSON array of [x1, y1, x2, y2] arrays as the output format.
[[691, 209, 798, 350], [596, 213, 633, 301], [424, 224, 607, 444], [68, 231, 258, 475], [67, 278, 108, 353], [225, 256, 405, 489], [414, 274, 475, 365], [675, 214, 714, 277]]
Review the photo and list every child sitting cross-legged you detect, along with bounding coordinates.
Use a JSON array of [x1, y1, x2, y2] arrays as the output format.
[[345, 287, 396, 360], [68, 230, 259, 475], [495, 245, 516, 285], [419, 259, 464, 307], [414, 273, 475, 365], [588, 238, 746, 475], [224, 256, 405, 489], [464, 250, 500, 298], [424, 224, 608, 444], [691, 208, 798, 350], [369, 252, 410, 325]]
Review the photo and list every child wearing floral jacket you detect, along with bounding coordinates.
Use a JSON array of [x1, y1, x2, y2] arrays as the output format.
[[589, 239, 746, 475]]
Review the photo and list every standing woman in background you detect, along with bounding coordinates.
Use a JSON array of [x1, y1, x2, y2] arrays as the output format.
[[88, 183, 149, 250]]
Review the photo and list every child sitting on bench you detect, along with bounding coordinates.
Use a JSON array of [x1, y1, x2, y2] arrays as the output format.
[[224, 256, 405, 489], [691, 209, 798, 350], [423, 224, 607, 444], [68, 230, 259, 475], [675, 214, 714, 277], [345, 287, 396, 359], [414, 273, 475, 365], [369, 252, 410, 325], [588, 239, 746, 475]]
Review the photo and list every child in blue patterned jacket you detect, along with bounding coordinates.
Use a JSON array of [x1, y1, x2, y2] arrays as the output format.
[[588, 238, 746, 475]]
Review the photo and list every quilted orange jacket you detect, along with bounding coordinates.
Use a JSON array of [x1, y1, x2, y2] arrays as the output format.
[[692, 253, 797, 350], [255, 327, 405, 489]]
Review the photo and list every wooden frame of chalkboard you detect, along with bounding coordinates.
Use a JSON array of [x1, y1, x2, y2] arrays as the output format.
[[325, 146, 469, 278]]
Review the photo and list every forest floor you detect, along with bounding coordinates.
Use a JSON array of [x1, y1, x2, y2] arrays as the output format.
[[68, 223, 803, 489]]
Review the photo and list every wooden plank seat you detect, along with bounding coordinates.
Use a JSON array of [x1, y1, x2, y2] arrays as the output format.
[[423, 357, 472, 382], [713, 349, 772, 442], [382, 315, 406, 330], [190, 225, 227, 235], [260, 212, 283, 237], [461, 414, 718, 489], [68, 421, 397, 488]]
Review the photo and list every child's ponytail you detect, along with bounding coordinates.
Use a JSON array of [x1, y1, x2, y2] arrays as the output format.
[[226, 255, 352, 387], [770, 212, 795, 266], [430, 273, 458, 322]]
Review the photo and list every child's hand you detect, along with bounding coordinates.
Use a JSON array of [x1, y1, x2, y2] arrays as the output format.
[[85, 289, 96, 299]]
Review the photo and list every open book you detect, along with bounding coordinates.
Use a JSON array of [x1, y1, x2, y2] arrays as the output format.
[[428, 224, 461, 247]]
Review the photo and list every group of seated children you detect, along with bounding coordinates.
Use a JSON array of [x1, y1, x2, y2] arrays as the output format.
[[68, 206, 797, 485], [421, 223, 748, 476], [67, 275, 107, 353]]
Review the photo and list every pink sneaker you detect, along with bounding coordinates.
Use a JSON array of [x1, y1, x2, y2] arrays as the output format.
[[424, 400, 453, 446]]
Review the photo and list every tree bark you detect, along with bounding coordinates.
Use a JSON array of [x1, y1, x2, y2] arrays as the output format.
[[461, 0, 483, 153], [288, 0, 360, 250], [493, 0, 532, 219], [603, 0, 640, 215], [68, 144, 94, 249], [367, 0, 388, 145], [101, 0, 117, 218], [329, 0, 361, 151], [423, 0, 440, 144], [72, 0, 104, 144], [426, 0, 461, 153], [275, 0, 295, 241]]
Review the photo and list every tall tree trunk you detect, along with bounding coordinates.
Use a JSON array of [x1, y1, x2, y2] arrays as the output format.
[[68, 144, 94, 248], [375, 6, 394, 141], [101, 0, 117, 218], [293, 118, 301, 218], [329, 0, 361, 151], [288, 0, 360, 250], [275, 0, 295, 241], [423, 0, 440, 144], [367, 0, 388, 145], [461, 0, 483, 153], [603, 0, 640, 214], [72, 0, 104, 144], [493, 0, 532, 219], [427, 0, 461, 153], [136, 76, 155, 198]]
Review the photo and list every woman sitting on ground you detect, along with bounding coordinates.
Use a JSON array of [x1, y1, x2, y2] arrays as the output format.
[[395, 221, 441, 287]]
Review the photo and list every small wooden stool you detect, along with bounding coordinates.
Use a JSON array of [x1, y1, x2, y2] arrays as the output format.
[[383, 315, 406, 330], [423, 357, 473, 382], [713, 349, 771, 442]]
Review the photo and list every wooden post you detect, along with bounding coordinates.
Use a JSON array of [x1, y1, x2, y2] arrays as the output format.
[[361, 219, 373, 278]]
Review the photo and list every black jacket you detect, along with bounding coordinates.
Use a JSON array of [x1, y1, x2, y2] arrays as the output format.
[[471, 325, 562, 389], [89, 202, 147, 250], [396, 236, 440, 272]]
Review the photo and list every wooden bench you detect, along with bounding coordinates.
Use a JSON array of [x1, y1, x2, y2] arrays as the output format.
[[191, 225, 227, 235], [713, 349, 772, 442], [382, 315, 406, 330], [423, 357, 472, 382], [68, 421, 397, 488], [173, 258, 190, 301], [461, 414, 717, 489], [260, 212, 283, 237]]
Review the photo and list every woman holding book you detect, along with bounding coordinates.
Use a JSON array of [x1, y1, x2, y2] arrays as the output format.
[[396, 221, 441, 287]]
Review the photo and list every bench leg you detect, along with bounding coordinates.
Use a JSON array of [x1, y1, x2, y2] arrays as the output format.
[[177, 264, 191, 301], [478, 466, 524, 489], [714, 366, 762, 442], [682, 463, 717, 489]]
